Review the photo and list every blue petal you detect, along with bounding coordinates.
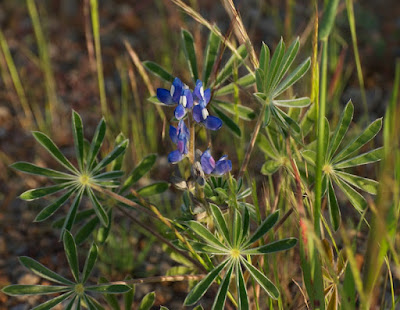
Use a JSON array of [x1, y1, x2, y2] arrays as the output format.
[[157, 88, 173, 105], [193, 80, 203, 101], [200, 149, 215, 174], [204, 88, 211, 105], [193, 105, 202, 123], [169, 125, 178, 143], [179, 119, 190, 137], [168, 150, 183, 163], [174, 104, 186, 120], [171, 78, 183, 103], [213, 157, 232, 175], [205, 116, 222, 130], [184, 89, 194, 109]]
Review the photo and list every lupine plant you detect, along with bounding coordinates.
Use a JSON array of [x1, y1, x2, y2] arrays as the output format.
[[2, 0, 398, 309]]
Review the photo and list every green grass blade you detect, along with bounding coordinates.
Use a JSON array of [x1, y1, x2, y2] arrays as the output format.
[[335, 177, 367, 212], [202, 28, 221, 86], [19, 256, 74, 285], [184, 260, 229, 306], [214, 73, 255, 96], [181, 29, 198, 81], [209, 203, 231, 245], [211, 106, 241, 137], [246, 210, 279, 246], [273, 57, 310, 98], [34, 188, 75, 222], [92, 139, 129, 174], [82, 243, 98, 283], [63, 230, 80, 282], [142, 61, 174, 83], [32, 131, 78, 174], [137, 181, 169, 197], [213, 100, 255, 121], [11, 162, 73, 179], [2, 285, 70, 296], [87, 188, 109, 227], [319, 0, 340, 41], [120, 154, 157, 193], [32, 291, 74, 310], [186, 221, 226, 249], [335, 171, 378, 195], [212, 262, 234, 310], [334, 147, 383, 169], [273, 97, 310, 108], [327, 178, 341, 231], [138, 291, 155, 310], [20, 182, 73, 201], [328, 100, 354, 159], [241, 257, 279, 299], [88, 118, 106, 170], [214, 45, 247, 87], [242, 238, 297, 254], [72, 111, 84, 171]]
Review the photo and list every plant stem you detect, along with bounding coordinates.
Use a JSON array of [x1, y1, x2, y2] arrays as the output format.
[[189, 115, 195, 163], [99, 274, 206, 286], [238, 103, 266, 179]]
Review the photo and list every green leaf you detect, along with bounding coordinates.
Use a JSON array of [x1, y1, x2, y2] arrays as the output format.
[[111, 133, 126, 171], [20, 182, 74, 201], [138, 291, 155, 310], [334, 118, 382, 163], [11, 162, 73, 179], [327, 179, 340, 231], [88, 117, 106, 171], [203, 29, 221, 86], [273, 107, 300, 134], [241, 257, 279, 299], [61, 189, 84, 235], [75, 217, 99, 245], [212, 106, 241, 137], [319, 0, 340, 41], [242, 238, 297, 254], [302, 150, 316, 166], [214, 73, 255, 96], [72, 111, 85, 171], [83, 295, 105, 310], [32, 131, 78, 174], [259, 42, 270, 73], [271, 38, 300, 90], [186, 221, 226, 250], [214, 45, 247, 87], [273, 97, 310, 108], [334, 147, 383, 169], [123, 277, 134, 310], [82, 243, 98, 283], [142, 61, 174, 83], [32, 291, 74, 310], [64, 295, 77, 310], [120, 154, 157, 193], [246, 210, 279, 246], [182, 29, 198, 81], [93, 171, 124, 180], [184, 260, 229, 306], [97, 210, 112, 244], [1, 285, 70, 296], [19, 256, 74, 285], [241, 208, 250, 244], [273, 57, 311, 98], [335, 177, 367, 212], [209, 203, 231, 245], [328, 100, 354, 159], [336, 171, 378, 195], [190, 242, 228, 254], [233, 210, 243, 248], [213, 100, 256, 121], [212, 262, 233, 310], [87, 188, 109, 227], [86, 284, 131, 294], [137, 181, 169, 197], [236, 262, 249, 310], [92, 139, 128, 174], [63, 230, 80, 282], [34, 188, 75, 222], [265, 38, 285, 93], [264, 104, 271, 127], [255, 68, 264, 92]]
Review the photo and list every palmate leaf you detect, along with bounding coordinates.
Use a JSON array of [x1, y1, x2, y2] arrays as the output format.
[[11, 162, 73, 179], [137, 181, 169, 197], [212, 106, 241, 137], [334, 147, 383, 169], [75, 217, 99, 245], [213, 99, 256, 121], [335, 177, 367, 212], [82, 243, 98, 283], [259, 42, 270, 73], [327, 179, 341, 231], [87, 188, 109, 227], [209, 203, 231, 245], [88, 117, 106, 169], [241, 238, 297, 255], [63, 230, 80, 282], [20, 182, 75, 201], [61, 189, 84, 235], [182, 29, 198, 81], [32, 291, 74, 310], [2, 285, 70, 296], [142, 61, 174, 83], [72, 111, 85, 171], [335, 171, 378, 195], [273, 97, 310, 108], [214, 44, 248, 87], [92, 139, 129, 174], [212, 262, 234, 310], [138, 291, 155, 310], [264, 38, 285, 93], [186, 221, 226, 250], [190, 242, 228, 255], [214, 73, 255, 96], [184, 260, 229, 306], [120, 154, 157, 193], [245, 210, 279, 246], [85, 284, 131, 294], [34, 188, 76, 222], [203, 28, 221, 86], [236, 262, 249, 310]]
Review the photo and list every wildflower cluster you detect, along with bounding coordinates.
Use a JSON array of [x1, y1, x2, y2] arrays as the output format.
[[157, 77, 231, 176]]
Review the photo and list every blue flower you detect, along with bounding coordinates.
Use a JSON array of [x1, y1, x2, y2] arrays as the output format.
[[168, 120, 190, 163], [192, 80, 222, 131], [200, 149, 232, 175], [157, 77, 193, 120]]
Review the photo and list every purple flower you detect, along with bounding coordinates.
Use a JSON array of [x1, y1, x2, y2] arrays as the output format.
[[200, 149, 232, 175], [157, 77, 193, 120], [192, 80, 222, 131], [168, 120, 190, 163]]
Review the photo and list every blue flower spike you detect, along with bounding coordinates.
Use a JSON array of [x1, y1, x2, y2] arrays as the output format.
[[200, 149, 232, 175], [192, 80, 222, 130], [168, 120, 190, 163]]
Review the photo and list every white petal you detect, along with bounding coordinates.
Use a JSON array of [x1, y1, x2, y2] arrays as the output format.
[[202, 108, 209, 120], [180, 95, 187, 107], [170, 85, 175, 97], [200, 86, 205, 99]]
